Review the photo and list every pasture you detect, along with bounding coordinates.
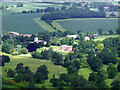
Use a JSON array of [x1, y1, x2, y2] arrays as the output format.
[[56, 18, 118, 33], [1, 52, 67, 88], [94, 35, 118, 41]]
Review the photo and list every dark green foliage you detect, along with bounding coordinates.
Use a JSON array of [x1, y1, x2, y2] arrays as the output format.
[[34, 72, 45, 83], [54, 53, 63, 65], [96, 81, 109, 88], [50, 75, 59, 87], [7, 69, 15, 77], [35, 65, 49, 83], [41, 6, 106, 21], [27, 43, 37, 52], [2, 43, 13, 54], [21, 48, 28, 54], [87, 56, 102, 72], [97, 51, 117, 65], [86, 82, 98, 88], [31, 51, 42, 59], [2, 55, 10, 63], [117, 63, 120, 72], [14, 63, 34, 83], [111, 79, 120, 89], [60, 37, 75, 45], [107, 63, 118, 78], [71, 75, 88, 88]]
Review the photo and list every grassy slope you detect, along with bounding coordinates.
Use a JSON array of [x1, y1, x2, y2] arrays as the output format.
[[52, 21, 65, 32], [1, 52, 118, 88], [34, 18, 55, 32], [1, 52, 67, 88], [94, 35, 118, 41]]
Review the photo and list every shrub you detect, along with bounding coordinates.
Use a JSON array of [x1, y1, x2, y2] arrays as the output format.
[[2, 55, 10, 62], [31, 51, 42, 59], [21, 48, 28, 54], [7, 69, 16, 77], [5, 79, 16, 86]]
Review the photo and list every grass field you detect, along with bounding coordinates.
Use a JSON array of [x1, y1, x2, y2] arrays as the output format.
[[94, 35, 118, 41], [56, 18, 118, 33], [1, 52, 67, 88], [34, 18, 55, 32]]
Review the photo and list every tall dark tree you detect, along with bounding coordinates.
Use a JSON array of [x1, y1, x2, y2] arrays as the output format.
[[98, 28, 103, 35], [35, 65, 49, 83], [27, 43, 37, 52], [87, 56, 102, 72], [107, 63, 118, 79]]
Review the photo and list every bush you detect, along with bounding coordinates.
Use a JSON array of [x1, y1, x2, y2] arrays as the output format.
[[31, 51, 42, 59], [16, 81, 29, 88], [7, 69, 16, 77], [21, 48, 28, 54], [5, 79, 16, 86], [2, 55, 10, 62]]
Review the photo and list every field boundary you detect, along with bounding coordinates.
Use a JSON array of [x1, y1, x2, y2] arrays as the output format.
[[55, 18, 119, 22], [34, 18, 55, 32]]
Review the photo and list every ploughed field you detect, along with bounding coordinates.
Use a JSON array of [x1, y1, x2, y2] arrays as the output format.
[[56, 18, 118, 33]]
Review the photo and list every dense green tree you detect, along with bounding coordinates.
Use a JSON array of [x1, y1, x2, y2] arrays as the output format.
[[107, 63, 118, 78], [50, 75, 59, 87], [111, 79, 120, 89], [7, 69, 15, 77], [87, 56, 102, 72], [2, 43, 14, 54], [2, 55, 10, 63], [21, 48, 28, 54], [35, 65, 49, 83], [98, 51, 117, 64], [27, 43, 37, 52], [54, 53, 63, 65], [71, 75, 88, 88], [117, 63, 120, 72], [31, 51, 42, 59]]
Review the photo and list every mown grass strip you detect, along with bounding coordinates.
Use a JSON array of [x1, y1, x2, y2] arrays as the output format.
[[34, 18, 55, 32]]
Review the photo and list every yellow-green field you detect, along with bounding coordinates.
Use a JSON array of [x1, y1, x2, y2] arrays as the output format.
[[34, 18, 55, 32], [94, 35, 118, 41]]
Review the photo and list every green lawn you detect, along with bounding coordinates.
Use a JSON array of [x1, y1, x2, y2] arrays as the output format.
[[94, 35, 118, 41], [78, 68, 92, 80]]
